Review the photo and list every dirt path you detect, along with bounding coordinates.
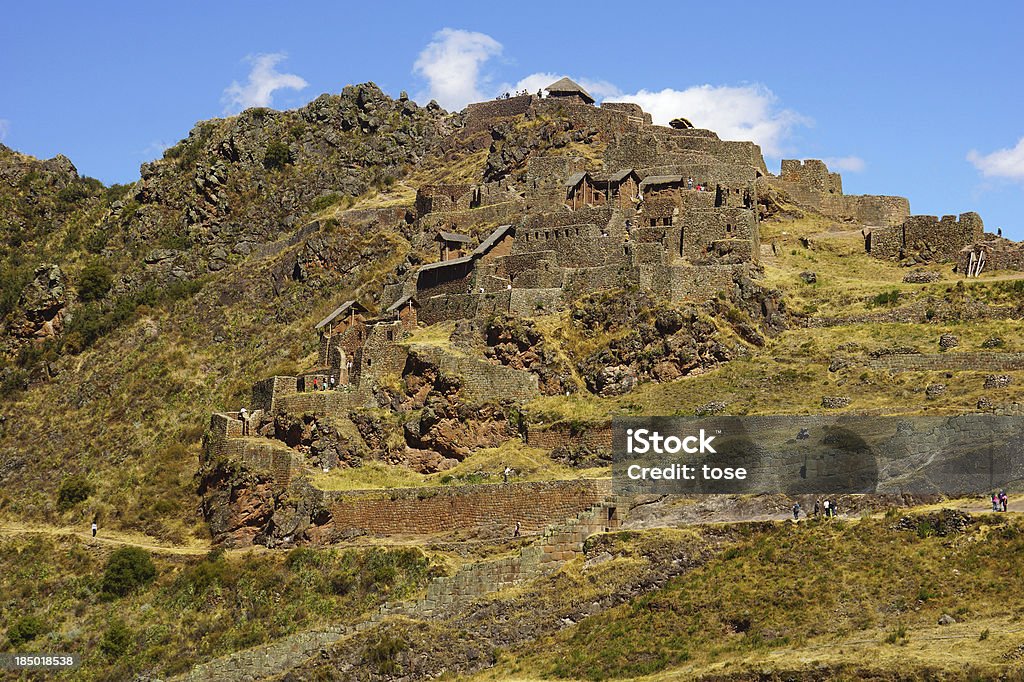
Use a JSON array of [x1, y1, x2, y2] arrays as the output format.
[[0, 523, 214, 556]]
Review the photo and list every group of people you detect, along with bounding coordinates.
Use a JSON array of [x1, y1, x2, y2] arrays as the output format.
[[792, 498, 841, 520], [686, 177, 705, 192], [308, 375, 338, 392], [498, 89, 543, 100], [992, 490, 1010, 512]]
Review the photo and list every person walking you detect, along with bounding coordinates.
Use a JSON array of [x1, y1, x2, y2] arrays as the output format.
[[814, 499, 820, 517], [503, 466, 512, 484], [513, 521, 521, 537], [822, 499, 830, 518], [993, 492, 1000, 512], [792, 502, 801, 521], [239, 407, 249, 436], [91, 520, 97, 538], [329, 375, 336, 390], [1001, 491, 1008, 512]]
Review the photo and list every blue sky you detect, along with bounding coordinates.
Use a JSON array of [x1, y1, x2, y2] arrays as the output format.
[[2, 1, 1023, 235]]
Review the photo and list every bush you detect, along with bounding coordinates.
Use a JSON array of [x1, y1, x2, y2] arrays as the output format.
[[868, 289, 901, 308], [77, 262, 114, 302], [263, 140, 293, 170], [83, 229, 109, 254], [57, 475, 93, 510], [100, 619, 133, 660], [6, 615, 48, 646], [101, 546, 157, 597]]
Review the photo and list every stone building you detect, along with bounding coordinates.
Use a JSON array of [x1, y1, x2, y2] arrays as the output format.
[[385, 294, 419, 330], [545, 77, 595, 105], [435, 231, 473, 260], [767, 159, 910, 227], [866, 212, 984, 262]]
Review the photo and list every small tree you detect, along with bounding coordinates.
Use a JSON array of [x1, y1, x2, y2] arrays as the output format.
[[263, 140, 293, 170], [7, 615, 47, 646], [100, 619, 133, 660], [101, 546, 156, 597], [57, 474, 93, 510], [77, 262, 114, 302]]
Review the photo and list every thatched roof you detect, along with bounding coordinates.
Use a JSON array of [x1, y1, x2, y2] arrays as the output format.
[[546, 77, 595, 104], [607, 168, 637, 183], [639, 175, 685, 190], [473, 224, 514, 257], [385, 294, 419, 312], [418, 255, 473, 272], [563, 171, 589, 188], [435, 231, 473, 244], [315, 300, 369, 330]]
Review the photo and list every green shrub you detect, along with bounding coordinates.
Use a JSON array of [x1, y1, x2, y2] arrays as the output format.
[[310, 193, 344, 212], [6, 615, 48, 646], [100, 619, 133, 660], [84, 229, 109, 254], [57, 475, 93, 510], [77, 262, 114, 302], [868, 289, 901, 308], [263, 140, 293, 170], [101, 546, 156, 597], [0, 264, 31, 318], [366, 634, 407, 674]]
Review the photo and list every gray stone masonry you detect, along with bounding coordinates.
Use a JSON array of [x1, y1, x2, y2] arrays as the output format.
[[175, 491, 631, 681]]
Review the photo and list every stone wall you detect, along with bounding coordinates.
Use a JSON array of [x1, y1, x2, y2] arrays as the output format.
[[509, 288, 565, 316], [903, 213, 984, 261], [319, 478, 612, 537], [957, 240, 1024, 274], [526, 422, 613, 454], [418, 291, 513, 325], [251, 376, 298, 413], [409, 343, 538, 403], [273, 387, 375, 417], [867, 212, 984, 261], [678, 207, 758, 264], [769, 159, 910, 227], [464, 94, 535, 129], [206, 414, 301, 486], [864, 352, 1024, 372]]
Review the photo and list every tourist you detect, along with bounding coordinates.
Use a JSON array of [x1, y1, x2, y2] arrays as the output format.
[[91, 520, 97, 538], [312, 378, 319, 392], [514, 521, 521, 537], [329, 375, 336, 390], [792, 502, 801, 520], [1001, 491, 1008, 512], [503, 466, 512, 484], [822, 499, 830, 518], [687, 176, 694, 190], [814, 499, 820, 517], [239, 407, 249, 435], [993, 492, 1000, 512]]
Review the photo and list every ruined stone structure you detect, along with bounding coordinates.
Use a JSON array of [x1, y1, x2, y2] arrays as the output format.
[[866, 212, 984, 262], [767, 159, 910, 227]]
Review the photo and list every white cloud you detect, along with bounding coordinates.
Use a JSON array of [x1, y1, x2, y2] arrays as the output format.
[[967, 137, 1024, 181], [413, 29, 503, 110], [222, 52, 308, 114], [0, 119, 9, 141], [614, 85, 809, 158], [823, 156, 866, 173]]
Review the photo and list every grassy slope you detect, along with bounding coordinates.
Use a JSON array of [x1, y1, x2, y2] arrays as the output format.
[[0, 533, 440, 680], [475, 514, 1024, 681]]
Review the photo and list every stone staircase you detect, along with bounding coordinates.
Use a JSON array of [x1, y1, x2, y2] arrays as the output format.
[[361, 495, 626, 627], [172, 494, 628, 681]]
